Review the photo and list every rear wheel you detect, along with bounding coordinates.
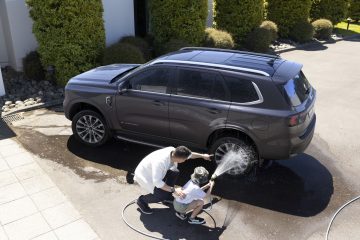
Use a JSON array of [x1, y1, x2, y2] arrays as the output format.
[[72, 110, 110, 147], [210, 137, 258, 176]]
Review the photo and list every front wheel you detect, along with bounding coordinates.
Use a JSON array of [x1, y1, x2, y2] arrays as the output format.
[[210, 137, 258, 176], [72, 110, 110, 147]]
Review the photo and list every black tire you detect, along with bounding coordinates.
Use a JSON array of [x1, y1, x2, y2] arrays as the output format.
[[72, 110, 110, 147], [209, 137, 258, 176]]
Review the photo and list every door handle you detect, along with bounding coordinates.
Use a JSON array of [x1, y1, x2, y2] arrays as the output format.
[[207, 108, 220, 114], [153, 100, 165, 106]]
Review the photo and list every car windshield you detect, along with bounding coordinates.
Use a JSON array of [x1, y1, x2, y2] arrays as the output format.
[[283, 71, 311, 107]]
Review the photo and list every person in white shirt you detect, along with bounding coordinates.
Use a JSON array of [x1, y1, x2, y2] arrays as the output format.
[[134, 146, 212, 214], [173, 166, 214, 225]]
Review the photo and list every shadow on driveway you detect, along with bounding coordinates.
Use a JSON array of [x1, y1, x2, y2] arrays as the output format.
[[67, 136, 333, 217]]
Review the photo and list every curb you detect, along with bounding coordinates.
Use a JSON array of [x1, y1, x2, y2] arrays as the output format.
[[1, 99, 63, 118], [275, 34, 360, 54]]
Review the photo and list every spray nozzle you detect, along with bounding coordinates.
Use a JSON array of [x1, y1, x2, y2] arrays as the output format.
[[210, 174, 217, 181]]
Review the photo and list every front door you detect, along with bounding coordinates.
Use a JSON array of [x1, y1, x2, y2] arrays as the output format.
[[115, 66, 174, 138], [169, 67, 230, 147]]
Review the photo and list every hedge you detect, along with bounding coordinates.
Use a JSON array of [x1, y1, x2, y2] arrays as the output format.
[[103, 43, 145, 65], [203, 28, 234, 49], [120, 36, 151, 60], [26, 0, 105, 86], [23, 51, 45, 81], [267, 0, 312, 37], [245, 27, 272, 53], [349, 0, 360, 21], [289, 20, 314, 43], [149, 0, 207, 46], [260, 20, 278, 42], [312, 19, 333, 40], [310, 0, 348, 24], [214, 0, 264, 44]]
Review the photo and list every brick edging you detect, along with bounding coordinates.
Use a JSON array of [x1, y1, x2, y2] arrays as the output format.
[[1, 99, 63, 118]]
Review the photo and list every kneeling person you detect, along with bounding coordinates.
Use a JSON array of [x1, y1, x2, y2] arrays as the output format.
[[173, 166, 215, 225]]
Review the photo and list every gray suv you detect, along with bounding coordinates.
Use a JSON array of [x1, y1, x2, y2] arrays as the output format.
[[64, 47, 316, 174]]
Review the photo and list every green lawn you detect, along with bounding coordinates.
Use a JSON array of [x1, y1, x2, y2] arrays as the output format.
[[335, 21, 360, 36]]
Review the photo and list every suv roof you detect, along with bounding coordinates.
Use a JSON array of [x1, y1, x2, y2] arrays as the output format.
[[156, 47, 286, 77]]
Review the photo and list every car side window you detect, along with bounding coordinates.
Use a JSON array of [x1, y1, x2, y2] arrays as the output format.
[[176, 69, 216, 99], [224, 76, 259, 103], [128, 68, 170, 94]]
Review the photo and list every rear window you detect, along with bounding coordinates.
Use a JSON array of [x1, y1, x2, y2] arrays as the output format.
[[283, 71, 311, 107]]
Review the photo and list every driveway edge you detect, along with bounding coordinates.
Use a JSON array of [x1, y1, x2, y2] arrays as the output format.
[[1, 99, 63, 118]]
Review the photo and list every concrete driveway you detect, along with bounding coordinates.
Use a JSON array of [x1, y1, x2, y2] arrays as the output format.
[[3, 37, 360, 240]]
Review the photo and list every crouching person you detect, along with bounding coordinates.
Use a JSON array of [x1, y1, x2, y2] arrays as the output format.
[[173, 166, 215, 225]]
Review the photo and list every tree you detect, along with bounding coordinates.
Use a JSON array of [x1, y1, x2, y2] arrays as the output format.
[[349, 0, 360, 21], [26, 0, 105, 86], [214, 0, 264, 44], [310, 0, 349, 24]]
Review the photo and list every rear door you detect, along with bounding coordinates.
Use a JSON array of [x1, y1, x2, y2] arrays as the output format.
[[115, 66, 174, 138], [169, 67, 230, 147]]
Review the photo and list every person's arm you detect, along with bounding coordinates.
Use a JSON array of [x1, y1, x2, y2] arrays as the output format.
[[189, 152, 213, 161], [205, 181, 215, 197]]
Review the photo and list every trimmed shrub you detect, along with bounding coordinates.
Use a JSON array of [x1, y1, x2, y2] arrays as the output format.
[[120, 36, 151, 60], [103, 43, 145, 65], [268, 0, 312, 37], [23, 51, 45, 81], [350, 0, 360, 21], [260, 21, 278, 42], [310, 0, 348, 24], [26, 0, 105, 86], [289, 20, 314, 43], [312, 19, 333, 40], [245, 27, 272, 53], [149, 0, 207, 46], [157, 39, 191, 56], [214, 0, 264, 44], [203, 28, 234, 49]]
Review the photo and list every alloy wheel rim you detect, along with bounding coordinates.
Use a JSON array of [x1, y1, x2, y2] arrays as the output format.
[[214, 142, 250, 175], [76, 115, 105, 144]]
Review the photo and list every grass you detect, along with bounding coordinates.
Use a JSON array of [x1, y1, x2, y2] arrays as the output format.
[[334, 21, 360, 36]]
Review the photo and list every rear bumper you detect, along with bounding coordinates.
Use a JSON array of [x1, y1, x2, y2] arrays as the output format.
[[289, 114, 316, 156]]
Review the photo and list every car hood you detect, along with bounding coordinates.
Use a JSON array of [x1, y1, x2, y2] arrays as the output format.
[[71, 64, 140, 83]]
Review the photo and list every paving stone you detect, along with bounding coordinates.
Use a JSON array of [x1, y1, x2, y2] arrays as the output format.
[[55, 219, 97, 240], [0, 197, 37, 225], [3, 213, 50, 240], [21, 174, 54, 195], [0, 139, 16, 147], [31, 231, 57, 240], [0, 170, 17, 188], [30, 187, 66, 211], [0, 226, 8, 240], [12, 163, 44, 180], [0, 145, 24, 158], [0, 183, 26, 205], [0, 158, 9, 172], [42, 202, 81, 229], [4, 152, 33, 169]]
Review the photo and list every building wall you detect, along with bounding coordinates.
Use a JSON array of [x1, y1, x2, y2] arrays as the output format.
[[0, 13, 9, 67], [102, 0, 135, 46], [0, 0, 38, 71]]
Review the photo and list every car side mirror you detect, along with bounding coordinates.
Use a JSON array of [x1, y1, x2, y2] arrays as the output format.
[[118, 81, 129, 94]]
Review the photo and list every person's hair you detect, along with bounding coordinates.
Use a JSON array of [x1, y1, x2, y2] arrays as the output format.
[[173, 146, 192, 159]]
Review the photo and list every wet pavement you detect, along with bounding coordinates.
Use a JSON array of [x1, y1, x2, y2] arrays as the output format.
[[2, 38, 360, 239]]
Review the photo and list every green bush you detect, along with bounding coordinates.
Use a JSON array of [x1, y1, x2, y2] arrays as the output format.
[[203, 28, 234, 49], [350, 0, 360, 21], [312, 19, 333, 39], [245, 27, 272, 53], [289, 20, 314, 43], [268, 0, 312, 37], [260, 20, 278, 42], [214, 0, 264, 44], [310, 0, 348, 24], [103, 43, 145, 65], [149, 0, 207, 46], [26, 0, 105, 86], [119, 36, 151, 60], [157, 39, 191, 56], [22, 51, 45, 81]]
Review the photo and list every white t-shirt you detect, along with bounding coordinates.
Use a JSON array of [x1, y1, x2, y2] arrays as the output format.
[[134, 147, 178, 194], [175, 180, 206, 204]]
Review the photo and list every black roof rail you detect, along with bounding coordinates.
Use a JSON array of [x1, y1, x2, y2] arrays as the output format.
[[179, 47, 280, 59]]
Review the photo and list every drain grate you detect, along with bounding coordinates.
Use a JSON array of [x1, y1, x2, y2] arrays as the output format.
[[1, 113, 24, 125]]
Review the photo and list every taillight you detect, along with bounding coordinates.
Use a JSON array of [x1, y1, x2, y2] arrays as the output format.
[[288, 112, 307, 127]]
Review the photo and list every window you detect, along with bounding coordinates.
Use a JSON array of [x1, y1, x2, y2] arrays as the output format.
[[176, 69, 216, 99], [212, 75, 227, 101], [283, 71, 311, 107], [224, 76, 259, 103], [129, 68, 170, 94]]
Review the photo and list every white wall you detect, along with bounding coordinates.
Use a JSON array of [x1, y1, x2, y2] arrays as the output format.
[[102, 0, 135, 46], [0, 0, 38, 71], [0, 14, 9, 67]]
